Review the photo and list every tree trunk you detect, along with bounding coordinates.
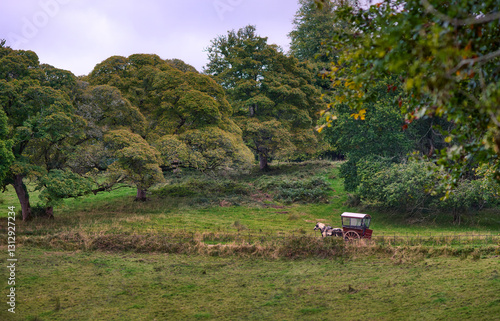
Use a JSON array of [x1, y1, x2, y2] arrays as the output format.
[[135, 188, 147, 201], [259, 153, 269, 171], [45, 206, 54, 219], [249, 103, 257, 117], [453, 208, 461, 225], [12, 174, 31, 221]]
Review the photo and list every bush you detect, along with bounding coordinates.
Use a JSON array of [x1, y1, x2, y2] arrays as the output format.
[[357, 159, 438, 213], [154, 161, 336, 205], [355, 159, 500, 219], [152, 178, 250, 199], [153, 185, 198, 198], [273, 177, 332, 204]]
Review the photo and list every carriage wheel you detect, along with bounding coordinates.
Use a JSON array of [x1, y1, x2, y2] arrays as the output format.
[[344, 231, 360, 241]]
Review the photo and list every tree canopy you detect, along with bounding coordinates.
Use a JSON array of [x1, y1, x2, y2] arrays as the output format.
[[0, 42, 90, 219], [205, 25, 323, 169], [87, 54, 253, 173]]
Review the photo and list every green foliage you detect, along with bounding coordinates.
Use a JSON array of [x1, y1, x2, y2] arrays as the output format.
[[88, 54, 233, 136], [0, 108, 14, 183], [88, 54, 252, 172], [274, 177, 332, 204], [236, 118, 295, 163], [155, 135, 190, 166], [37, 169, 94, 207], [153, 185, 198, 198], [104, 129, 164, 192], [178, 127, 253, 172], [0, 44, 90, 218], [289, 0, 340, 62], [254, 175, 332, 204], [165, 58, 198, 73], [74, 82, 146, 136], [152, 161, 334, 206], [440, 180, 488, 211], [320, 0, 500, 187], [355, 159, 500, 220], [323, 81, 413, 191], [205, 25, 323, 169], [289, 0, 364, 96], [357, 159, 437, 213], [155, 127, 253, 172], [289, 0, 360, 71], [338, 159, 360, 192]]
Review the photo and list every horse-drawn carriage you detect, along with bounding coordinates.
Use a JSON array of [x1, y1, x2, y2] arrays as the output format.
[[314, 212, 373, 241], [340, 212, 372, 240]]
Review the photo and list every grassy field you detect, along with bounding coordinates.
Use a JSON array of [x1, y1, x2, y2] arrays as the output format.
[[0, 160, 499, 320], [0, 247, 499, 321], [2, 161, 499, 238]]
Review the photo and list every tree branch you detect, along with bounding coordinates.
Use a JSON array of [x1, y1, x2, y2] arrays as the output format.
[[448, 48, 500, 76], [420, 0, 500, 26]]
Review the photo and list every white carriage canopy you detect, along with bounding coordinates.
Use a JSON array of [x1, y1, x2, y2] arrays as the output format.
[[341, 212, 371, 228]]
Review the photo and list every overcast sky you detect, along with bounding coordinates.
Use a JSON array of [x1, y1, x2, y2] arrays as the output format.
[[0, 0, 301, 76]]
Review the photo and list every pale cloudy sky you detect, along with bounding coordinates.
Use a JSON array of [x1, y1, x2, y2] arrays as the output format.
[[0, 0, 301, 76]]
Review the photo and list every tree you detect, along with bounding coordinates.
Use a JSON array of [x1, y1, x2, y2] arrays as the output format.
[[0, 43, 88, 220], [156, 127, 253, 173], [104, 129, 164, 201], [205, 25, 323, 170], [289, 0, 357, 63], [0, 41, 155, 218], [68, 81, 150, 194], [88, 54, 253, 174], [0, 108, 14, 184], [289, 0, 362, 97], [323, 76, 413, 190], [318, 0, 500, 191], [36, 169, 94, 218], [165, 59, 199, 73]]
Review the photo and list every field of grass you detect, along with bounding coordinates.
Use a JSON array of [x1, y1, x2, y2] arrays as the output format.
[[2, 161, 499, 238], [0, 160, 499, 320], [0, 247, 499, 321]]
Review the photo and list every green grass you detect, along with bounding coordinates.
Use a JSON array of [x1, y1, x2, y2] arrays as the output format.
[[1, 160, 499, 249], [0, 247, 498, 321], [1, 160, 499, 319]]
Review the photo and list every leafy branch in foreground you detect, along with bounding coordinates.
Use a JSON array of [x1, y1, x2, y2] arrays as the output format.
[[318, 0, 500, 191]]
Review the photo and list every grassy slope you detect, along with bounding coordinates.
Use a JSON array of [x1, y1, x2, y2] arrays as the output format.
[[2, 161, 498, 237]]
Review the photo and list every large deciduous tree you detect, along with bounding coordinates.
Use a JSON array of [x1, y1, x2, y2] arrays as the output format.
[[289, 0, 354, 63], [205, 25, 323, 170], [289, 0, 362, 96], [87, 54, 253, 174], [0, 42, 88, 220], [68, 81, 150, 195]]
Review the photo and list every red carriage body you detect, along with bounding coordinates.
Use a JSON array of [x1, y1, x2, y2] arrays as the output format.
[[341, 212, 373, 240]]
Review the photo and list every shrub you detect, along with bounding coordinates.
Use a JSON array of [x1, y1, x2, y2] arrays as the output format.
[[152, 185, 198, 198], [356, 159, 438, 213], [274, 177, 332, 204], [152, 178, 250, 200], [355, 159, 500, 220]]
